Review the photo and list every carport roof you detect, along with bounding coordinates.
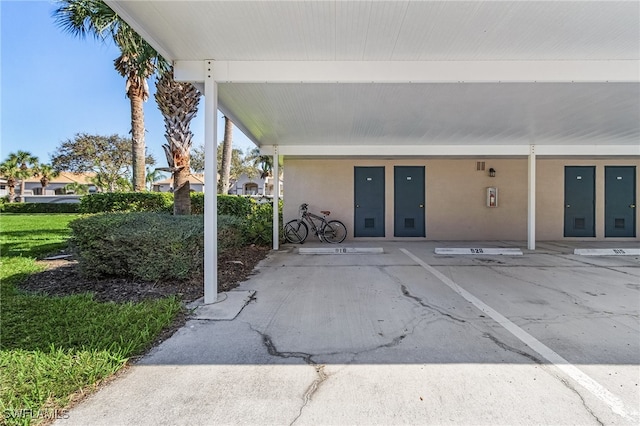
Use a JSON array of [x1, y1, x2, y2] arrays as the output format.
[[106, 1, 640, 154]]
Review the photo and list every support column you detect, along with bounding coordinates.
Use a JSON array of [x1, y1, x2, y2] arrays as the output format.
[[204, 61, 218, 304], [272, 146, 280, 250], [528, 144, 536, 251]]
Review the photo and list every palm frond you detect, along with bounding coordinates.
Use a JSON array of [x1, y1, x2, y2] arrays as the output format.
[[53, 0, 118, 41]]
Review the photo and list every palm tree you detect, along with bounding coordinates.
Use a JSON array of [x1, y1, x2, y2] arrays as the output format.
[[63, 182, 90, 195], [154, 67, 201, 215], [246, 147, 277, 179], [0, 158, 23, 203], [54, 0, 163, 191], [146, 167, 166, 191], [219, 116, 233, 194], [8, 151, 39, 202], [33, 163, 60, 195]]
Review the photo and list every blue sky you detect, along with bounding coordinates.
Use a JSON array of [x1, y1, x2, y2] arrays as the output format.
[[1, 0, 255, 166]]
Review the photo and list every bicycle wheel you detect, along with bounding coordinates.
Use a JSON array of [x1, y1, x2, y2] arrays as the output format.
[[284, 220, 308, 244], [322, 220, 347, 243]]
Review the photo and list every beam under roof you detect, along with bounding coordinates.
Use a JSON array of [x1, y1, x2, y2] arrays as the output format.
[[176, 60, 639, 84]]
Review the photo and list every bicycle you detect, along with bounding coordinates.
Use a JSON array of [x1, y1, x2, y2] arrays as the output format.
[[284, 203, 347, 244]]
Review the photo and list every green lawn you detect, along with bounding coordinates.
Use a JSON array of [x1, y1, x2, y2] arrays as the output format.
[[0, 214, 182, 425]]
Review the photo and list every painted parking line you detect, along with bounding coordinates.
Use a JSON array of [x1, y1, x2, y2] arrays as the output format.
[[435, 247, 523, 256], [574, 248, 640, 256], [400, 248, 639, 423], [298, 247, 384, 255]]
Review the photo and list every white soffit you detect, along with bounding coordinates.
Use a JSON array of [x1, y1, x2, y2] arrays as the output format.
[[218, 82, 640, 147], [107, 1, 640, 152], [108, 1, 638, 61]]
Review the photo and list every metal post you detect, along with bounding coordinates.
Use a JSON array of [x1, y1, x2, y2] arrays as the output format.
[[204, 61, 218, 304], [272, 146, 280, 250], [528, 144, 536, 250]]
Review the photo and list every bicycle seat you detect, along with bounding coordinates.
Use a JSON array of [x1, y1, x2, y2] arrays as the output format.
[[321, 210, 331, 215]]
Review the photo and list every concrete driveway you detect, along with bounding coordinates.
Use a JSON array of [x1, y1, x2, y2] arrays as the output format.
[[58, 241, 639, 425]]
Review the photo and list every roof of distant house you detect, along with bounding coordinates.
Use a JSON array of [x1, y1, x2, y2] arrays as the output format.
[[24, 171, 96, 185], [153, 174, 205, 186]]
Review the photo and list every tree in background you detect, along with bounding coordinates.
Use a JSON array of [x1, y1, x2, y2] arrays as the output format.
[[154, 67, 201, 215], [0, 158, 25, 202], [63, 182, 90, 195], [145, 167, 166, 191], [217, 145, 254, 193], [51, 133, 154, 193], [190, 145, 205, 173], [246, 147, 281, 179], [190, 143, 270, 193], [33, 163, 60, 195], [218, 116, 234, 194], [7, 151, 39, 202], [54, 0, 163, 191]]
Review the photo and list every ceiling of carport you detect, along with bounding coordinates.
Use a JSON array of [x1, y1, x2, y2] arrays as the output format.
[[106, 1, 640, 150]]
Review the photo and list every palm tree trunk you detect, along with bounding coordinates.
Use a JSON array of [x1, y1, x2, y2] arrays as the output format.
[[8, 179, 16, 203], [174, 168, 191, 215], [19, 180, 26, 202], [219, 116, 233, 194], [130, 87, 146, 192]]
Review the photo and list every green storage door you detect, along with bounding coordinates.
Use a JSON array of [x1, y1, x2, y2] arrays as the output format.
[[605, 166, 636, 237], [394, 166, 425, 237], [354, 167, 385, 237], [564, 166, 596, 237]]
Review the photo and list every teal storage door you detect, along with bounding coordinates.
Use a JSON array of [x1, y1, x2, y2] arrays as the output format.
[[564, 166, 596, 237], [354, 167, 385, 237], [394, 166, 425, 237], [605, 166, 636, 237]]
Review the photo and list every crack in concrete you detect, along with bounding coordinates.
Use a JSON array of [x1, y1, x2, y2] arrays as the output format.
[[482, 332, 543, 364], [486, 266, 640, 321], [482, 331, 604, 424], [486, 266, 583, 304], [377, 266, 468, 324], [400, 284, 467, 323], [557, 377, 606, 426], [247, 325, 329, 426], [556, 255, 640, 277]]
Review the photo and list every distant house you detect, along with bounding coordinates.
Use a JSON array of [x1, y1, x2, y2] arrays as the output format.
[[152, 174, 205, 193], [229, 173, 283, 197], [19, 172, 97, 196]]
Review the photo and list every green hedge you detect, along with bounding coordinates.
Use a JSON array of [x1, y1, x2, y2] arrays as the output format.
[[0, 203, 80, 214], [191, 193, 204, 215], [218, 215, 247, 251], [217, 195, 256, 216], [244, 201, 283, 245], [69, 212, 203, 282], [79, 193, 254, 216], [79, 193, 174, 214]]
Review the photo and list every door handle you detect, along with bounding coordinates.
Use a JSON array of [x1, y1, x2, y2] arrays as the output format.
[[419, 204, 424, 208], [631, 204, 636, 208], [566, 204, 571, 208], [356, 204, 360, 208]]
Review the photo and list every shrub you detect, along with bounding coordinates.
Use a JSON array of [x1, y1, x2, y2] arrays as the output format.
[[191, 192, 204, 215], [242, 200, 284, 246], [217, 195, 256, 217], [69, 212, 203, 282], [218, 215, 247, 251], [79, 192, 173, 214], [0, 203, 80, 214]]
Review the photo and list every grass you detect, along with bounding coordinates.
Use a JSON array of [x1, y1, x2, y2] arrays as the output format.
[[0, 214, 182, 425]]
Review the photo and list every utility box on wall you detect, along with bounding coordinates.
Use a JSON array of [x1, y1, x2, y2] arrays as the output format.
[[487, 187, 498, 208]]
